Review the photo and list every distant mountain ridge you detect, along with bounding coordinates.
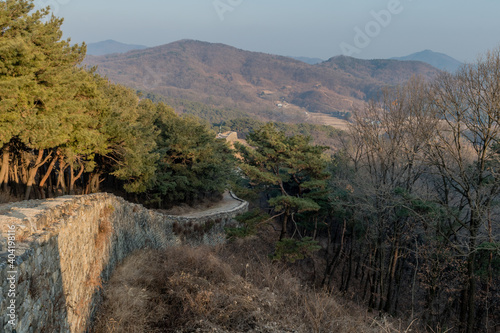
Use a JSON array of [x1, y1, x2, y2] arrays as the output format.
[[290, 56, 325, 65], [86, 40, 148, 56], [391, 49, 462, 72], [83, 40, 441, 123]]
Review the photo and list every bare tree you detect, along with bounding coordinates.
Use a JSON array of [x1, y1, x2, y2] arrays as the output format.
[[326, 50, 500, 332], [327, 77, 438, 313], [427, 48, 500, 332]]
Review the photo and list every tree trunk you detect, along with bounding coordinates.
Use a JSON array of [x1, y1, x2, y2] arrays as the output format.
[[0, 145, 10, 190], [12, 163, 22, 197], [39, 153, 58, 188], [466, 222, 479, 333], [20, 152, 29, 185], [279, 210, 289, 240], [39, 152, 58, 198], [384, 240, 400, 314], [377, 232, 385, 311], [486, 210, 493, 332], [25, 150, 50, 200], [69, 160, 84, 194], [87, 172, 102, 194], [322, 222, 346, 287], [57, 157, 67, 195], [342, 236, 354, 293]]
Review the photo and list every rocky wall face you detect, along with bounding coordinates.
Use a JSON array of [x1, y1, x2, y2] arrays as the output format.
[[0, 193, 248, 333]]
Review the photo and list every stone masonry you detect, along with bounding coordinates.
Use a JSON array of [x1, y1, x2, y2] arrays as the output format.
[[0, 193, 248, 333]]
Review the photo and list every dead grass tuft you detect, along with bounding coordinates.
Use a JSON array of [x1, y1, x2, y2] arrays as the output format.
[[92, 233, 415, 333]]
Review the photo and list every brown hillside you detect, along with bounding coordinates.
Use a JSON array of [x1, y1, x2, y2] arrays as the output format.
[[83, 39, 441, 122], [92, 237, 407, 332]]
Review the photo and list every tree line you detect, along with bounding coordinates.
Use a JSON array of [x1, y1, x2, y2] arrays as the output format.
[[235, 51, 500, 332], [0, 0, 234, 206]]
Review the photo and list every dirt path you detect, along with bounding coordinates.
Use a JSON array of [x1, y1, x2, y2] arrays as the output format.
[[157, 192, 244, 218]]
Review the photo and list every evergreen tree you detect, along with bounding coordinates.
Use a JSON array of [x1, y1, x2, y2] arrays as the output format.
[[235, 123, 330, 240], [147, 107, 235, 207], [0, 0, 87, 197]]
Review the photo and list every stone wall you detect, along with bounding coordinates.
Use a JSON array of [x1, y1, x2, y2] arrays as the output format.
[[0, 193, 248, 333]]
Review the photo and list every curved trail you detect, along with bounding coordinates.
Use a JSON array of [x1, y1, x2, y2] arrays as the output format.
[[156, 191, 245, 218]]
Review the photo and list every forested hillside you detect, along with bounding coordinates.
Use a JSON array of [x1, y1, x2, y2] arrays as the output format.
[[83, 40, 441, 124], [231, 68, 500, 332]]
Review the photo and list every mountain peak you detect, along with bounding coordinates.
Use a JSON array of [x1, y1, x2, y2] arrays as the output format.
[[391, 50, 462, 72]]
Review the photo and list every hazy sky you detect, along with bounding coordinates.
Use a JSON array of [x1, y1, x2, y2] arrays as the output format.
[[37, 0, 500, 62]]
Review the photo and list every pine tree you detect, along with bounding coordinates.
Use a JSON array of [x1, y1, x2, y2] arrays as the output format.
[[0, 0, 87, 197], [236, 123, 330, 240], [147, 106, 234, 207]]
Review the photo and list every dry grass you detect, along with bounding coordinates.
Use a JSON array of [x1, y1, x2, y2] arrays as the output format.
[[92, 231, 415, 333], [306, 112, 350, 131]]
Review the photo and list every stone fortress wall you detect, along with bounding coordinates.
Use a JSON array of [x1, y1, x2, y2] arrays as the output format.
[[0, 192, 248, 333]]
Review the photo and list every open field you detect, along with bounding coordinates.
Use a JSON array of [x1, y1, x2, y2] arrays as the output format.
[[305, 112, 351, 131]]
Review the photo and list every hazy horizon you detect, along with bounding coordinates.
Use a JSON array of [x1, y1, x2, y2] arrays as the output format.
[[37, 0, 500, 63]]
